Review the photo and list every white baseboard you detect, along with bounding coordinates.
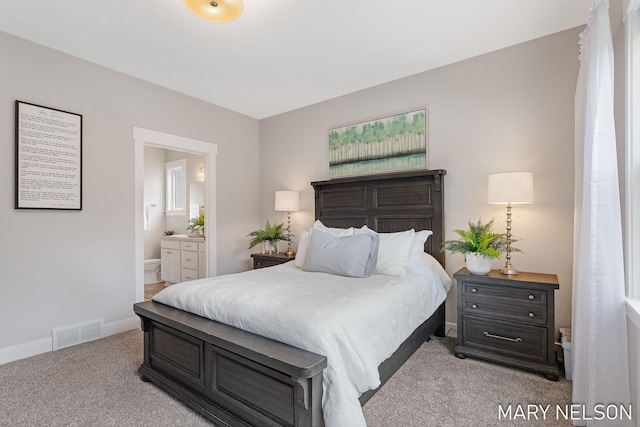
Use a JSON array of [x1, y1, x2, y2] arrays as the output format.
[[0, 316, 140, 366], [0, 337, 52, 366], [104, 316, 140, 336]]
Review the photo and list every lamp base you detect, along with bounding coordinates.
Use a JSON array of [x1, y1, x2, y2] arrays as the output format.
[[500, 266, 519, 275], [285, 248, 296, 258]]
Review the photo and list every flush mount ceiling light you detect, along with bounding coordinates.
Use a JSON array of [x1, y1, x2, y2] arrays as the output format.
[[184, 0, 243, 23]]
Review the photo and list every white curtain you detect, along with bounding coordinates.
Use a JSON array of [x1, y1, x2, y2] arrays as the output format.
[[572, 0, 632, 425]]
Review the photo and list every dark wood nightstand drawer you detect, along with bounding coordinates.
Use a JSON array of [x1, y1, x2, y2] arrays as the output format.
[[463, 282, 546, 304], [251, 253, 292, 269], [254, 259, 283, 268], [463, 296, 547, 325], [453, 268, 559, 380], [463, 317, 547, 363]]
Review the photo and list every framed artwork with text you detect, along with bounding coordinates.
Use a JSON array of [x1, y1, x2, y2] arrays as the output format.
[[15, 101, 82, 210]]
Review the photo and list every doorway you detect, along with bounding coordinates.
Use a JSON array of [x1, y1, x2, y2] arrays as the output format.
[[133, 127, 218, 302]]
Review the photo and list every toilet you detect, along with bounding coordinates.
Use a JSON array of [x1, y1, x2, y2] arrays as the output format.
[[144, 259, 161, 284]]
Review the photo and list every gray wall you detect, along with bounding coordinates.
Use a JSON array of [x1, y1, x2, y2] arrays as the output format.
[[259, 28, 581, 332], [143, 146, 166, 260], [0, 31, 260, 350], [0, 25, 581, 357]]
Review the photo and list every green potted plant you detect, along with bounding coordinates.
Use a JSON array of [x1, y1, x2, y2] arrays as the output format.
[[187, 213, 205, 237], [247, 220, 290, 255], [441, 218, 518, 275]]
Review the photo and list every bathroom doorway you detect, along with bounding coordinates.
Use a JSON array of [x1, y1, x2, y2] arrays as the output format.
[[143, 147, 206, 299], [133, 127, 218, 303]]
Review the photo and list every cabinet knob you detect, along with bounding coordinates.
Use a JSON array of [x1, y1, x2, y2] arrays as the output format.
[[529, 312, 535, 318], [471, 288, 478, 293], [528, 294, 535, 300], [472, 304, 478, 309]]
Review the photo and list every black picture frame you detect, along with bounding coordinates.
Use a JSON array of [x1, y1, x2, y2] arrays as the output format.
[[15, 101, 83, 210]]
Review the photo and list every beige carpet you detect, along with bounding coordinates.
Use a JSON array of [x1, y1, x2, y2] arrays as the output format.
[[363, 338, 572, 427], [0, 330, 572, 426], [144, 282, 165, 301]]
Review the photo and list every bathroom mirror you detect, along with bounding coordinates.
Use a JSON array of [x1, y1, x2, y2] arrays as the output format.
[[189, 181, 204, 220]]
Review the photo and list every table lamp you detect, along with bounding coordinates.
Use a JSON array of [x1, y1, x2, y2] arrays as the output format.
[[487, 172, 533, 275], [275, 191, 300, 257]]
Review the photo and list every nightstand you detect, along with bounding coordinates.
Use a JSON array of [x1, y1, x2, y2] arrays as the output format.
[[251, 253, 294, 269], [453, 268, 560, 381]]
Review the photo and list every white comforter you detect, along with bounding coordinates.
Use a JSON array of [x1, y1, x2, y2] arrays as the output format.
[[153, 259, 450, 427]]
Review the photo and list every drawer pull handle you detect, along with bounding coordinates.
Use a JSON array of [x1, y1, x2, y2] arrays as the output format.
[[529, 312, 535, 318], [484, 331, 522, 342], [471, 288, 478, 293], [528, 294, 535, 300], [471, 304, 478, 309]]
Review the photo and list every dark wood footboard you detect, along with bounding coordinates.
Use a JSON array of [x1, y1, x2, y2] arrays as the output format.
[[134, 300, 445, 426], [134, 301, 327, 427]]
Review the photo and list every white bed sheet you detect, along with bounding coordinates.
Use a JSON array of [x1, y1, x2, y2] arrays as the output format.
[[153, 257, 450, 427]]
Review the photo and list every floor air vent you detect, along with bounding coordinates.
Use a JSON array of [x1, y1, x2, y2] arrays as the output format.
[[52, 318, 104, 351]]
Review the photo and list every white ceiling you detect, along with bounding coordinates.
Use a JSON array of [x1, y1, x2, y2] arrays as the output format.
[[0, 0, 592, 119]]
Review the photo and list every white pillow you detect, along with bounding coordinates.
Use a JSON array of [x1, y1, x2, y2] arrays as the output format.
[[302, 229, 379, 277], [313, 220, 354, 237], [355, 225, 371, 235], [293, 230, 309, 268], [421, 252, 452, 293], [295, 222, 353, 268], [357, 226, 415, 277], [406, 230, 434, 275]]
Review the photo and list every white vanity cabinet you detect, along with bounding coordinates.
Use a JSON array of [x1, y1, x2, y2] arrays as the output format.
[[160, 239, 181, 283], [161, 236, 206, 284], [180, 241, 199, 281]]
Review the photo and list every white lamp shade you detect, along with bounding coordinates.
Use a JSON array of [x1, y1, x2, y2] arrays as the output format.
[[487, 172, 534, 204], [275, 191, 300, 211]]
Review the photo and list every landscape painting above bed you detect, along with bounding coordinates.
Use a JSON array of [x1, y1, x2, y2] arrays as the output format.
[[329, 109, 428, 178]]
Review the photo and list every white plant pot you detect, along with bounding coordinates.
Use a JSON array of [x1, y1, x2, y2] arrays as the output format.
[[466, 252, 492, 275], [263, 241, 278, 255]]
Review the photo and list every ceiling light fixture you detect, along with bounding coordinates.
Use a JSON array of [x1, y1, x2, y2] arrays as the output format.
[[184, 0, 243, 23]]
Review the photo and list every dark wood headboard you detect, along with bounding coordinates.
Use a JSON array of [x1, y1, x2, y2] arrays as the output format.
[[311, 169, 446, 267]]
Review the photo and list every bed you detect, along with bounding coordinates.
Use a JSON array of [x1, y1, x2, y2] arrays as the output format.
[[133, 169, 448, 427]]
